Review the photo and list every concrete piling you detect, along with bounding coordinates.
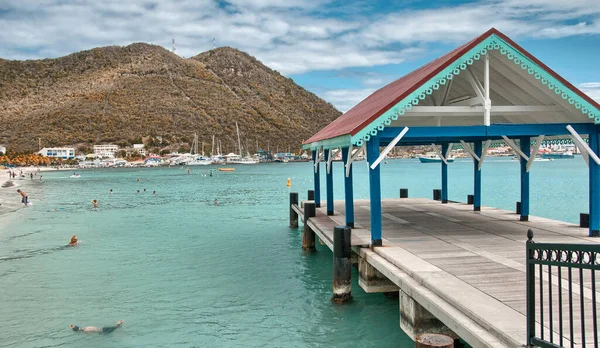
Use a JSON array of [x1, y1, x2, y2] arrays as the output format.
[[415, 334, 454, 348], [580, 213, 590, 228], [308, 189, 315, 201], [289, 192, 298, 228], [332, 225, 352, 303], [433, 189, 441, 201], [516, 201, 521, 214], [302, 202, 316, 251], [400, 188, 409, 198]]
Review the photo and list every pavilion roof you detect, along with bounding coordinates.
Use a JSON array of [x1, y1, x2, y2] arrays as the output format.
[[303, 28, 600, 150]]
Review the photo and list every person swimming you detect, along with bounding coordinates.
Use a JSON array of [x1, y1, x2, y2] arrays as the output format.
[[92, 199, 98, 208], [68, 235, 78, 246], [110, 189, 113, 194], [214, 199, 218, 205], [70, 320, 123, 334]]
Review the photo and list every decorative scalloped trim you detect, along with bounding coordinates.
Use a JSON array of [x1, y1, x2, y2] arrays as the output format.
[[350, 34, 600, 147]]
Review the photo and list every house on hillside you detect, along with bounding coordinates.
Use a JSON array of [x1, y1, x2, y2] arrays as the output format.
[[0, 145, 5, 155], [93, 144, 119, 158], [38, 147, 75, 159]]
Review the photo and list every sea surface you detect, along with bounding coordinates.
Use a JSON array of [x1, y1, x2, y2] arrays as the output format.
[[0, 157, 590, 347]]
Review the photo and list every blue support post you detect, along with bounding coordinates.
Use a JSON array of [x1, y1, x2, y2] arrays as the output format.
[[341, 147, 355, 228], [312, 150, 321, 208], [520, 137, 530, 221], [589, 127, 600, 236], [441, 143, 449, 204], [474, 141, 482, 211], [325, 149, 334, 215], [367, 136, 382, 246]]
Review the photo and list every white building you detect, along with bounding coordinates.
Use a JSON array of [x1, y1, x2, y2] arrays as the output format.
[[93, 144, 119, 158], [132, 144, 146, 156], [38, 147, 75, 159], [0, 145, 5, 155]]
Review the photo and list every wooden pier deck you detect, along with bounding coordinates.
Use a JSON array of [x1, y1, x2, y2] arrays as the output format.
[[295, 198, 600, 348]]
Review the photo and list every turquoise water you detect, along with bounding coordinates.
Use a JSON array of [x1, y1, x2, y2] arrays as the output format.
[[0, 158, 590, 347]]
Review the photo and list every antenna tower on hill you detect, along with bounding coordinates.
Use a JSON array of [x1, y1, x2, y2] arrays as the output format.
[[213, 38, 216, 49], [172, 38, 176, 53]]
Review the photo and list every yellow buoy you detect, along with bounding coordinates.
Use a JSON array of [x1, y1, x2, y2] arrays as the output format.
[[286, 178, 291, 187]]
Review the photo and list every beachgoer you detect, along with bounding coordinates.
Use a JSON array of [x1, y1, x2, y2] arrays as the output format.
[[209, 171, 213, 177], [187, 168, 191, 174], [136, 178, 140, 182], [152, 191, 156, 194], [214, 199, 218, 205], [17, 189, 28, 206], [136, 190, 140, 194], [68, 235, 78, 246], [30, 173, 33, 180], [92, 199, 98, 208], [110, 189, 113, 194], [143, 188, 146, 192], [40, 175, 43, 181], [70, 320, 123, 334]]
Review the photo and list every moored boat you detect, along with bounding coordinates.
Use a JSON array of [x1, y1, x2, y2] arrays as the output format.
[[417, 154, 455, 163]]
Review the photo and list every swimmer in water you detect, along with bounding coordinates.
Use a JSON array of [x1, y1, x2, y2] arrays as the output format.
[[214, 199, 218, 205], [70, 320, 123, 334], [110, 189, 113, 194], [92, 199, 98, 208], [143, 188, 146, 192], [68, 235, 78, 246], [152, 191, 156, 194], [187, 168, 191, 174], [136, 190, 140, 194]]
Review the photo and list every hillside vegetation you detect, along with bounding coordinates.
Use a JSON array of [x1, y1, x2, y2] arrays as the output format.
[[0, 44, 341, 153]]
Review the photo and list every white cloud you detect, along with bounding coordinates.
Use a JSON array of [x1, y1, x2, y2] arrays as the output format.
[[580, 82, 600, 104], [321, 88, 377, 112]]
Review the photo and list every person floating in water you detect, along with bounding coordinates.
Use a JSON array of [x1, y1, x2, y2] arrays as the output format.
[[70, 320, 123, 334], [68, 235, 78, 246], [92, 199, 98, 208], [214, 199, 218, 205], [187, 168, 191, 175], [110, 189, 113, 194], [17, 189, 28, 206], [143, 188, 146, 193], [152, 191, 156, 195], [209, 170, 213, 177], [136, 190, 140, 194]]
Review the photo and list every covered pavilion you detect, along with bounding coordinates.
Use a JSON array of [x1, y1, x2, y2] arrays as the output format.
[[303, 28, 600, 243]]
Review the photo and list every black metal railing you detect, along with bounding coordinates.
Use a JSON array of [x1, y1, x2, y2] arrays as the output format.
[[527, 229, 600, 348]]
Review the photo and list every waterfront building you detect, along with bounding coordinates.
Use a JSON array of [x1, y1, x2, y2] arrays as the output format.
[[38, 147, 75, 159], [133, 144, 147, 156], [0, 145, 5, 154], [93, 144, 119, 158]]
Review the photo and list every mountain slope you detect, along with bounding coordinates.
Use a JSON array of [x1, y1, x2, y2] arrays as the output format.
[[0, 44, 341, 153]]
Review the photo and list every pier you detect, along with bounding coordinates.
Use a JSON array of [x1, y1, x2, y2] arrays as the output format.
[[292, 197, 600, 347]]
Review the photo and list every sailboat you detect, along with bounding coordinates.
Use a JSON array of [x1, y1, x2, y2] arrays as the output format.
[[188, 133, 212, 166], [226, 123, 258, 164]]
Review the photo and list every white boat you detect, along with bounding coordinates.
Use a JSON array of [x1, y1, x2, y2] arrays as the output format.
[[417, 153, 455, 163], [226, 123, 258, 164], [69, 173, 81, 178]]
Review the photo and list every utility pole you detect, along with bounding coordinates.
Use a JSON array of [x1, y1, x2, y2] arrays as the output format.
[[172, 38, 176, 53], [38, 138, 41, 151]]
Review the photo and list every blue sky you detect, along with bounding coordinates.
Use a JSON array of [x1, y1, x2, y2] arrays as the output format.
[[1, 0, 599, 112]]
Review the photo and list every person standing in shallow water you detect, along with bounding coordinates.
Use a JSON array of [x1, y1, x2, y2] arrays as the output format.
[[92, 200, 98, 208], [17, 189, 28, 206], [70, 320, 123, 333]]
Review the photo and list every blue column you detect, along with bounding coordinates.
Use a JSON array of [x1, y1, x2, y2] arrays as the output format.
[[520, 137, 530, 221], [367, 136, 382, 246], [589, 127, 600, 236], [325, 149, 334, 215], [474, 141, 482, 211], [312, 149, 321, 207], [341, 147, 355, 228], [441, 143, 449, 204]]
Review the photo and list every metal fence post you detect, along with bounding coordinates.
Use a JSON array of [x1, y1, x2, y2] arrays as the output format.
[[526, 229, 535, 348]]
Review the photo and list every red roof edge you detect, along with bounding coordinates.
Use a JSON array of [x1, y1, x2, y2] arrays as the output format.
[[346, 28, 499, 137]]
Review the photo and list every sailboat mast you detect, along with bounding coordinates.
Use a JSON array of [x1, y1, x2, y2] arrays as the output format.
[[236, 122, 242, 156], [193, 133, 198, 155], [202, 142, 205, 156], [211, 135, 215, 156]]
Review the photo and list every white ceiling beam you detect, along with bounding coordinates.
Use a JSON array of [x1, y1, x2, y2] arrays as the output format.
[[346, 143, 366, 177], [326, 149, 333, 174], [448, 96, 481, 106], [478, 140, 491, 170], [370, 127, 409, 170], [405, 105, 562, 116], [460, 141, 480, 162], [526, 135, 545, 172], [441, 78, 453, 106], [502, 136, 529, 161], [465, 68, 486, 102], [313, 147, 322, 173], [431, 144, 449, 165], [484, 54, 491, 126], [445, 143, 454, 159], [345, 144, 353, 178], [567, 125, 600, 166]]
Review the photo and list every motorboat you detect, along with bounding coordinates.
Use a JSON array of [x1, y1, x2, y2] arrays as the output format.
[[417, 154, 455, 163], [69, 172, 81, 178]]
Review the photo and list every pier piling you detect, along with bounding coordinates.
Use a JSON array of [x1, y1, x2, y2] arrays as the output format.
[[415, 334, 454, 348], [289, 192, 298, 228], [467, 195, 474, 205], [308, 189, 314, 201], [332, 225, 352, 303], [580, 213, 590, 228], [302, 202, 316, 251], [516, 201, 521, 214], [400, 188, 409, 198], [433, 189, 441, 201]]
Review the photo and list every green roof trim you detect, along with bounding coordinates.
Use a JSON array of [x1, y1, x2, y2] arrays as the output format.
[[349, 34, 600, 148], [301, 134, 351, 151]]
